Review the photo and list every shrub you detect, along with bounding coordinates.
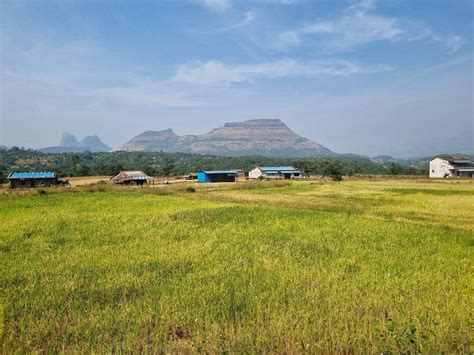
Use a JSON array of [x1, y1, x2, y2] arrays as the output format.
[[97, 180, 107, 192], [321, 160, 343, 181]]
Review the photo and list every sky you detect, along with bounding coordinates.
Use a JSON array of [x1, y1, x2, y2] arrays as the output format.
[[0, 0, 473, 157]]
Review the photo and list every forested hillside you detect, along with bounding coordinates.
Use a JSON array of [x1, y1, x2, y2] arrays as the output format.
[[0, 147, 425, 182]]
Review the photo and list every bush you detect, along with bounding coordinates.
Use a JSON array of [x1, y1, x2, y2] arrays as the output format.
[[389, 162, 402, 175], [322, 160, 343, 181], [186, 186, 196, 193], [97, 180, 107, 192]]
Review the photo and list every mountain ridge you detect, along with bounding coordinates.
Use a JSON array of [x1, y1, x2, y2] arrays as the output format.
[[113, 119, 334, 157]]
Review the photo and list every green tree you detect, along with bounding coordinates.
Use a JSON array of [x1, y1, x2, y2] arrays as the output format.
[[388, 162, 402, 175], [322, 160, 343, 181], [160, 158, 175, 176]]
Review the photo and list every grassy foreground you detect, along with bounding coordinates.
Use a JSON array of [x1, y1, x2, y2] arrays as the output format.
[[0, 179, 473, 352]]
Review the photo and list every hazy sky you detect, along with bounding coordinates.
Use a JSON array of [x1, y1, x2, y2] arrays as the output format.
[[1, 0, 473, 156]]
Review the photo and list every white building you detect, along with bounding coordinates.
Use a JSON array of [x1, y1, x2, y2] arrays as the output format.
[[249, 166, 302, 180], [429, 156, 474, 178]]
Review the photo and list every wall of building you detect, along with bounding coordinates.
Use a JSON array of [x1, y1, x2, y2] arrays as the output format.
[[114, 179, 148, 185], [458, 171, 474, 178], [197, 172, 235, 183], [249, 168, 301, 180], [197, 172, 211, 182], [9, 178, 57, 189], [248, 168, 262, 179], [429, 158, 453, 178]]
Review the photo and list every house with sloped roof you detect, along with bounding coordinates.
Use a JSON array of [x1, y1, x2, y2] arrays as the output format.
[[7, 172, 58, 189], [429, 156, 474, 178], [248, 166, 301, 180], [110, 171, 152, 185]]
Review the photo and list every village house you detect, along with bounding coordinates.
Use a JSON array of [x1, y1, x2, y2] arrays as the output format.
[[110, 171, 152, 185], [429, 156, 474, 178], [7, 172, 58, 189], [197, 170, 238, 183], [248, 166, 302, 180]]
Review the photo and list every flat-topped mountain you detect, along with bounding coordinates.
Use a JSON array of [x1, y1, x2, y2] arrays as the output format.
[[113, 119, 333, 157], [40, 133, 110, 153]]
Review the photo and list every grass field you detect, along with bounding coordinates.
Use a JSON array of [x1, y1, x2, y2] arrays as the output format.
[[1, 179, 473, 352], [65, 176, 111, 187]]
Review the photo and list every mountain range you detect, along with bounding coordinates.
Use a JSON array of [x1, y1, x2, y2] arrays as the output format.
[[113, 119, 333, 157], [33, 118, 472, 159], [39, 133, 110, 153]]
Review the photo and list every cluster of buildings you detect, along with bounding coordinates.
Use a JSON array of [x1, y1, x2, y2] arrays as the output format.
[[5, 166, 302, 189], [197, 166, 301, 183], [5, 156, 474, 189]]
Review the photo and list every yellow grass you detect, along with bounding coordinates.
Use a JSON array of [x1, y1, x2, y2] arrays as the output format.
[[66, 176, 112, 186], [0, 178, 473, 352]]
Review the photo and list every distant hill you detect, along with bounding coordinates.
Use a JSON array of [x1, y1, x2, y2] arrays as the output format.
[[0, 145, 7, 150], [113, 119, 334, 157], [40, 133, 110, 153]]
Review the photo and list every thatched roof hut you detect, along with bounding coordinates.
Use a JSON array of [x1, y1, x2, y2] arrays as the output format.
[[110, 171, 152, 185]]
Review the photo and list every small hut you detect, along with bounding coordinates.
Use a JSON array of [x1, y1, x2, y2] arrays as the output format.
[[197, 170, 238, 183], [7, 172, 58, 189], [110, 171, 152, 185]]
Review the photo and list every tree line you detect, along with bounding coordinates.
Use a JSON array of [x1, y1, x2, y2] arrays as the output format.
[[0, 147, 425, 183]]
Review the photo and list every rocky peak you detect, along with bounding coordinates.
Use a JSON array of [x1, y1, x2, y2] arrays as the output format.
[[59, 132, 79, 147], [78, 135, 110, 151], [41, 132, 110, 152]]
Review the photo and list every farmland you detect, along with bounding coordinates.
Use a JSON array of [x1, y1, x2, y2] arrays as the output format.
[[0, 179, 473, 352]]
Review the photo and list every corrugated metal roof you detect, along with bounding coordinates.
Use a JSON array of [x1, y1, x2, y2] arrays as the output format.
[[435, 155, 470, 161], [200, 170, 238, 175], [8, 172, 56, 179], [451, 160, 473, 164], [110, 171, 151, 182], [121, 171, 151, 178], [259, 166, 300, 172]]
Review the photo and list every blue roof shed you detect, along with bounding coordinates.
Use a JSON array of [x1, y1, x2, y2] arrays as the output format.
[[197, 170, 238, 183], [7, 171, 58, 189], [8, 172, 57, 179]]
